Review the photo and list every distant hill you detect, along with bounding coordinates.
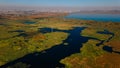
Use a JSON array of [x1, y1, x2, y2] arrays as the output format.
[[75, 10, 120, 14]]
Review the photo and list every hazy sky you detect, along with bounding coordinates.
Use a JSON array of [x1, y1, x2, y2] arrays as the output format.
[[0, 0, 120, 7]]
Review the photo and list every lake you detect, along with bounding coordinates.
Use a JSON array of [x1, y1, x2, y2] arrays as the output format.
[[65, 13, 120, 22]]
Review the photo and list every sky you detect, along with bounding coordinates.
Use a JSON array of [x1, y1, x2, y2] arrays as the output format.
[[0, 0, 120, 10]]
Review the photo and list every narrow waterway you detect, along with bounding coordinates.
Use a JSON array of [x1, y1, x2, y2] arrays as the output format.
[[97, 30, 120, 54], [97, 30, 114, 42]]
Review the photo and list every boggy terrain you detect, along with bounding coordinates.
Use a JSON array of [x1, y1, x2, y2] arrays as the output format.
[[0, 17, 120, 68]]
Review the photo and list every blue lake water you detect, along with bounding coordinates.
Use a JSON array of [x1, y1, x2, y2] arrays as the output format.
[[65, 13, 120, 22]]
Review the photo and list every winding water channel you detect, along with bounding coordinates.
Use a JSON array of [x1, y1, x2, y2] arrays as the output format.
[[1, 27, 119, 68]]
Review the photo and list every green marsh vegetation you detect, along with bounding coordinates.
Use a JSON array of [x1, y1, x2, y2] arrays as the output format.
[[0, 17, 120, 68], [0, 18, 69, 66]]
